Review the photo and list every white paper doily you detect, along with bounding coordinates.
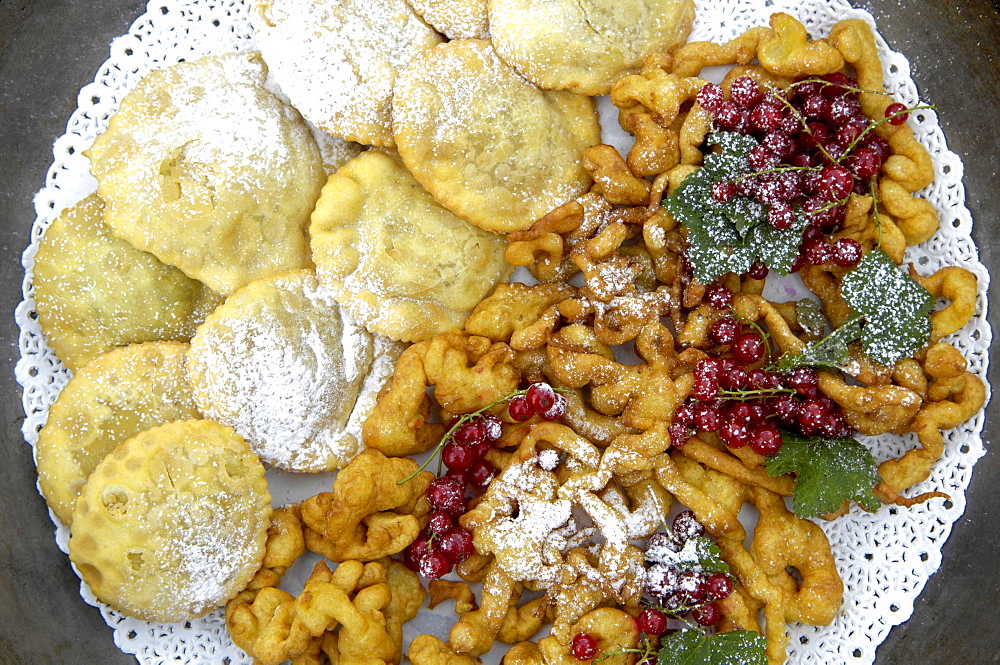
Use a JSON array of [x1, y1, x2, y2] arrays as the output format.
[[14, 0, 992, 663]]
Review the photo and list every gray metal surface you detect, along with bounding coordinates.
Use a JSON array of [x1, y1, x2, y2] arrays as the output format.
[[0, 1, 996, 664]]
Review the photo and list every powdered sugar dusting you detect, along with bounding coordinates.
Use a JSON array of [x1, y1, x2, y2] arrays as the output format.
[[188, 272, 380, 472], [251, 0, 442, 145], [405, 0, 489, 40]]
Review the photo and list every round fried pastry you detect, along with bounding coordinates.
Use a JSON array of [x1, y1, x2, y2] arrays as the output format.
[[310, 150, 512, 342], [32, 194, 221, 371], [36, 341, 202, 527], [392, 39, 600, 233], [405, 0, 489, 39], [489, 0, 695, 95], [252, 0, 442, 146], [187, 269, 401, 472], [86, 52, 325, 295], [68, 419, 271, 622]]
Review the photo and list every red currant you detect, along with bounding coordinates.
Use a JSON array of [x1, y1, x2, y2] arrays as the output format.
[[885, 102, 909, 125], [525, 382, 556, 412], [712, 180, 736, 203], [637, 607, 668, 636], [539, 392, 568, 421], [404, 532, 432, 572], [442, 441, 476, 471], [428, 511, 454, 534], [733, 331, 766, 365], [831, 237, 863, 267], [705, 284, 734, 310], [749, 423, 783, 456], [697, 83, 725, 115], [729, 76, 762, 108], [709, 317, 740, 345], [508, 394, 534, 421], [747, 260, 769, 280], [426, 476, 466, 514], [468, 458, 497, 488], [570, 632, 599, 660], [673, 510, 706, 539], [453, 420, 486, 446], [437, 527, 475, 564], [480, 413, 503, 441], [691, 603, 723, 627], [669, 422, 692, 447], [705, 572, 734, 601], [418, 551, 452, 579]]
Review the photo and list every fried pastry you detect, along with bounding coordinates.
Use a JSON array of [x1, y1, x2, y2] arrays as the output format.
[[405, 0, 489, 39], [31, 194, 221, 371], [392, 39, 600, 233], [86, 52, 324, 295], [68, 419, 271, 622], [35, 341, 202, 526], [187, 269, 403, 472], [310, 149, 512, 342], [251, 0, 442, 146], [489, 0, 695, 95]]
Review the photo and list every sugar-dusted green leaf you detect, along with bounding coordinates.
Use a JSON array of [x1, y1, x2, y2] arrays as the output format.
[[745, 207, 809, 275], [776, 313, 864, 372], [795, 298, 828, 338], [765, 431, 882, 518], [646, 535, 732, 577], [663, 131, 808, 284], [657, 629, 767, 665], [840, 248, 933, 366]]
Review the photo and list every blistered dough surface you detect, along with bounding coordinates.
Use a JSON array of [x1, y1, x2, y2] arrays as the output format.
[[32, 194, 221, 371], [68, 419, 271, 622], [392, 39, 600, 233], [187, 269, 401, 472], [489, 0, 695, 95], [310, 150, 512, 342], [85, 52, 324, 295], [252, 0, 442, 146]]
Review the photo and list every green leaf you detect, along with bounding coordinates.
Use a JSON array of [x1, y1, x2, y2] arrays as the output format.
[[657, 629, 767, 665], [795, 299, 828, 337], [646, 535, 732, 577], [776, 313, 864, 372], [765, 431, 882, 518], [663, 132, 807, 284], [840, 248, 934, 366]]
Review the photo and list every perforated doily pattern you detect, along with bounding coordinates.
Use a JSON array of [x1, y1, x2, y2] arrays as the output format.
[[14, 0, 991, 664]]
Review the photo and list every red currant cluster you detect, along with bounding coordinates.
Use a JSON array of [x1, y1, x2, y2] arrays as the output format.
[[698, 73, 905, 272], [404, 383, 568, 580], [508, 382, 568, 422], [642, 511, 733, 627], [670, 346, 854, 455]]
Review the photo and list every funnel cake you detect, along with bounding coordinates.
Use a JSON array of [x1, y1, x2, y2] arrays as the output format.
[[310, 149, 512, 343], [187, 269, 403, 472], [32, 194, 220, 371], [86, 52, 325, 295], [68, 419, 271, 622], [392, 39, 600, 233]]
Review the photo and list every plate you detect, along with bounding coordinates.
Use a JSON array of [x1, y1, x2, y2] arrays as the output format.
[[0, 1, 997, 663]]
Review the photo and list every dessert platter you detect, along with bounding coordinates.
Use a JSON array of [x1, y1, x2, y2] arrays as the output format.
[[3, 0, 997, 663]]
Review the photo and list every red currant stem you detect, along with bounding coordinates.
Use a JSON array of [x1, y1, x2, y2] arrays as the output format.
[[807, 195, 850, 214], [717, 386, 796, 401], [762, 84, 838, 164], [786, 77, 893, 98], [840, 103, 936, 160], [733, 164, 820, 182], [396, 386, 572, 484]]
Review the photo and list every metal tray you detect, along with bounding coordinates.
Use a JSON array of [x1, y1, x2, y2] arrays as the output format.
[[0, 1, 996, 663]]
